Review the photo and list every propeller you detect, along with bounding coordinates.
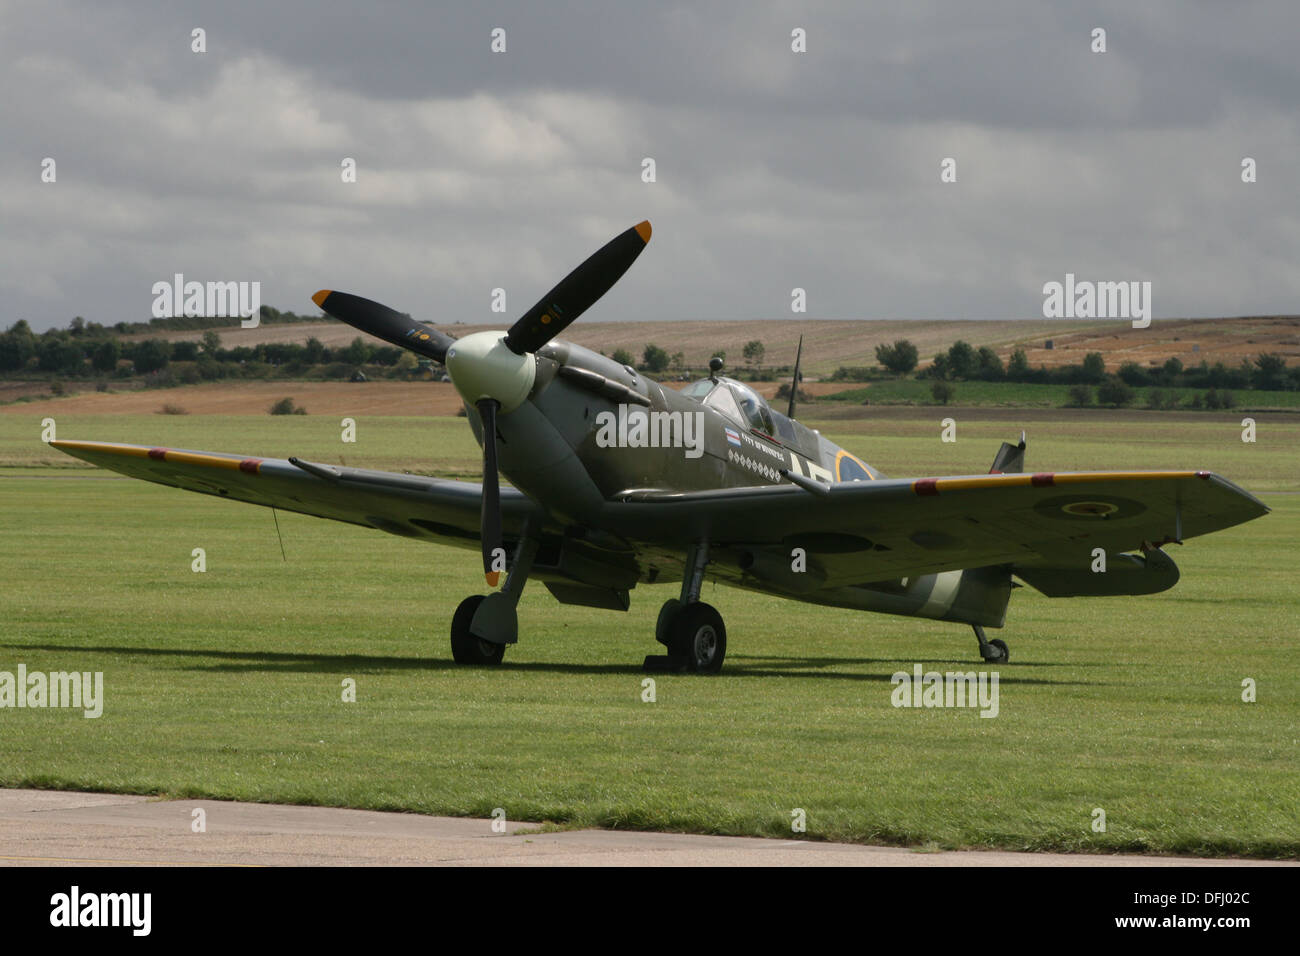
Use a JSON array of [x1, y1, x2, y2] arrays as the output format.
[[503, 220, 651, 355], [310, 290, 456, 363], [311, 221, 652, 590], [787, 335, 804, 419]]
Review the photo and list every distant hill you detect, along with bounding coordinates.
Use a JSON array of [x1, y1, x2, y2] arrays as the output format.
[[132, 315, 1300, 377]]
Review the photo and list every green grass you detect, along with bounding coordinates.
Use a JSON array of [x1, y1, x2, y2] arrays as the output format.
[[0, 412, 1297, 857], [824, 378, 1300, 410]]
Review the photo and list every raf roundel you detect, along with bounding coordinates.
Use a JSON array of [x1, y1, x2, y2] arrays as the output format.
[[1033, 494, 1147, 521]]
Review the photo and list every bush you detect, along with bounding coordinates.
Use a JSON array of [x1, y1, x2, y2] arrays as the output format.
[[342, 337, 372, 366], [1096, 378, 1135, 407], [269, 397, 307, 415], [1149, 389, 1181, 410], [1253, 353, 1287, 390], [975, 346, 1004, 381], [923, 354, 951, 380], [196, 355, 222, 380], [875, 340, 919, 375], [132, 338, 172, 374], [829, 366, 874, 382], [642, 344, 670, 373], [945, 341, 977, 379], [1117, 361, 1150, 387], [1205, 389, 1237, 410], [930, 381, 955, 405], [37, 337, 86, 375], [159, 404, 189, 415], [91, 339, 121, 372], [774, 383, 813, 404], [1006, 349, 1031, 381], [1067, 384, 1093, 407], [141, 369, 174, 388]]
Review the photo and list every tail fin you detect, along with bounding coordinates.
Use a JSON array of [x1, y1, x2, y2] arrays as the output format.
[[989, 431, 1026, 474]]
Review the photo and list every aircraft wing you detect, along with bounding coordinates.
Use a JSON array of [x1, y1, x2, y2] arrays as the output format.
[[48, 442, 1269, 593], [607, 470, 1269, 586], [49, 440, 548, 549]]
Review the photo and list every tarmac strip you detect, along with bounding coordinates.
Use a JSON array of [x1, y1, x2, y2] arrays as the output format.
[[0, 789, 1290, 867]]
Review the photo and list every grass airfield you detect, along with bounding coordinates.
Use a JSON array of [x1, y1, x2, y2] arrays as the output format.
[[1, 408, 1297, 858]]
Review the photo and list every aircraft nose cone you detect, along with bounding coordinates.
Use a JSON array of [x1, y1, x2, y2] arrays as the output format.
[[445, 331, 536, 413]]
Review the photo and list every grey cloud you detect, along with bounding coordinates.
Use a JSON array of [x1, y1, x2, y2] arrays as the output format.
[[2, 0, 1298, 331]]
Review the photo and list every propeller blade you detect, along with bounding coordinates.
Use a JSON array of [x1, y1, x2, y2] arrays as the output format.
[[503, 221, 651, 355], [477, 398, 503, 588], [787, 335, 804, 419], [311, 290, 455, 363]]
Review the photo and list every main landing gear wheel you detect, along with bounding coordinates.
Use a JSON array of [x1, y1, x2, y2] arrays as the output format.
[[450, 595, 505, 665], [666, 602, 727, 674]]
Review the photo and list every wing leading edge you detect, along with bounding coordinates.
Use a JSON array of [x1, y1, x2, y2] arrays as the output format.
[[49, 439, 547, 549]]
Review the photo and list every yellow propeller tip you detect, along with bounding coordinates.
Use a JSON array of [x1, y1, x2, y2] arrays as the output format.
[[635, 220, 652, 243], [311, 290, 332, 308]]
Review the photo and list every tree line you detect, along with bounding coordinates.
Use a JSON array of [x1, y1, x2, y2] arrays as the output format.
[[0, 320, 419, 380], [863, 338, 1297, 392]]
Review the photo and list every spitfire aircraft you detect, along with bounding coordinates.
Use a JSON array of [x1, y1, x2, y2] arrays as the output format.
[[53, 221, 1269, 673]]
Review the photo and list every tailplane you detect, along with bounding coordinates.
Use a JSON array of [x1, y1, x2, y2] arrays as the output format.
[[989, 431, 1026, 474]]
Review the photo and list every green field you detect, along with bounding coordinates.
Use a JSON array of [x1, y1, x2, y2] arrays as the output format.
[[1, 412, 1297, 857], [824, 378, 1300, 410]]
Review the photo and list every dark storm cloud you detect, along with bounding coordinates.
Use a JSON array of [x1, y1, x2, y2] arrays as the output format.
[[2, 0, 1298, 331]]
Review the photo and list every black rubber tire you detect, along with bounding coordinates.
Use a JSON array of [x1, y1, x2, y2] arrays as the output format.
[[667, 602, 727, 674], [655, 598, 683, 647], [987, 638, 1009, 664], [450, 595, 505, 665]]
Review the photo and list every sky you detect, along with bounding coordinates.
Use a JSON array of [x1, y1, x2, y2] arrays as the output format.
[[3, 0, 1298, 332]]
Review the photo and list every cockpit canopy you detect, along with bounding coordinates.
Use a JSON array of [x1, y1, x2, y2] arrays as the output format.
[[679, 374, 877, 480], [680, 377, 775, 436]]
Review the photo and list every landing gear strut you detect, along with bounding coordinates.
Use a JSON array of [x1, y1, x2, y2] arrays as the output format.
[[645, 540, 727, 673], [450, 533, 538, 666], [973, 624, 1009, 663]]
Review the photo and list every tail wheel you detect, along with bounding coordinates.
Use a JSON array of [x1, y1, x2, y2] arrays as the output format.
[[450, 595, 505, 665], [667, 603, 727, 674]]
